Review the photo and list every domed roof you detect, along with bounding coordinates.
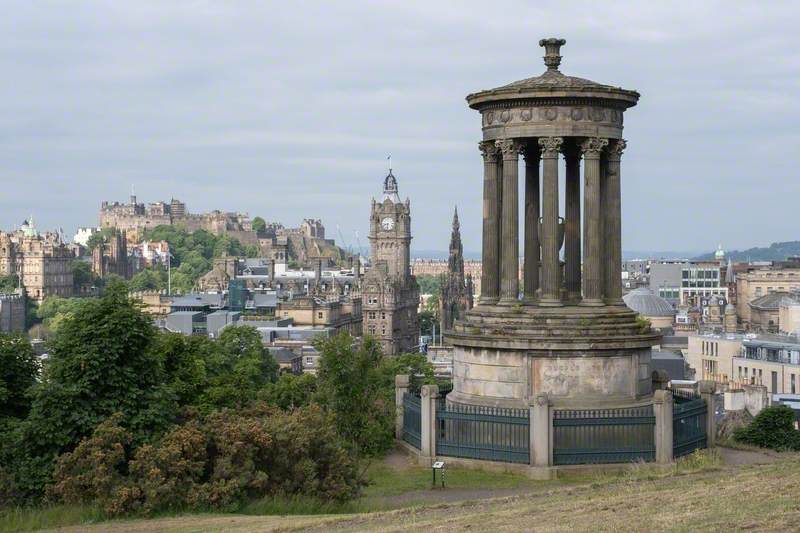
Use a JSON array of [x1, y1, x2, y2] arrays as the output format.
[[623, 288, 675, 318], [466, 38, 639, 110]]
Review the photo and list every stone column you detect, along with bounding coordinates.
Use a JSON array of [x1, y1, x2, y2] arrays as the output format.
[[479, 141, 501, 305], [523, 144, 541, 303], [564, 144, 582, 301], [654, 389, 674, 464], [530, 393, 553, 467], [497, 139, 522, 305], [538, 137, 563, 306], [580, 137, 608, 306], [419, 384, 439, 464], [698, 380, 717, 448], [604, 140, 626, 305], [395, 374, 410, 440]]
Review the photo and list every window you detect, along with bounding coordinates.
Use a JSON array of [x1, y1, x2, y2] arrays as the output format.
[[317, 312, 323, 319], [791, 374, 796, 394], [381, 326, 386, 335], [381, 312, 386, 319]]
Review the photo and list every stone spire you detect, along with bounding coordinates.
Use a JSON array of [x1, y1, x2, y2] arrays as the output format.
[[725, 258, 735, 285], [448, 206, 464, 278]]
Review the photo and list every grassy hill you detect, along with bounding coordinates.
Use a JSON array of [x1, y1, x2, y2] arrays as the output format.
[[8, 448, 799, 532]]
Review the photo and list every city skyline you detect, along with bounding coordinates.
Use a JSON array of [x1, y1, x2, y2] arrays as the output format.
[[2, 2, 798, 253]]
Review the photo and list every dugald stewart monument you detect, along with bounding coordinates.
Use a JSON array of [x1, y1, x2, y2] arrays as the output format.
[[448, 38, 661, 410]]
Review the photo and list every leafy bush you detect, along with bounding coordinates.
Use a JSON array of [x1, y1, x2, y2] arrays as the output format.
[[47, 404, 360, 516], [47, 414, 131, 510], [733, 405, 800, 450]]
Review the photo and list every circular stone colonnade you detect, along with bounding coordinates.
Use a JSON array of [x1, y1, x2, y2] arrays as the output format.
[[448, 38, 661, 410]]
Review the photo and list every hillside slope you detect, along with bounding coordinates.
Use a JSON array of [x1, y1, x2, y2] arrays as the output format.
[[42, 454, 800, 532]]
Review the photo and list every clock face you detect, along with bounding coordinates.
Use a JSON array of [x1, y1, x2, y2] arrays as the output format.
[[381, 217, 395, 230]]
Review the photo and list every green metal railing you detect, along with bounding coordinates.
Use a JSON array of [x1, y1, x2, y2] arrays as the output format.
[[402, 392, 422, 449], [672, 391, 707, 457], [553, 406, 656, 465], [436, 400, 529, 464]]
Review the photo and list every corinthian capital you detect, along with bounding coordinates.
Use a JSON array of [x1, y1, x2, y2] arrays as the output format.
[[495, 138, 524, 159], [478, 140, 500, 163], [538, 136, 563, 158], [579, 137, 608, 158], [607, 139, 627, 161]]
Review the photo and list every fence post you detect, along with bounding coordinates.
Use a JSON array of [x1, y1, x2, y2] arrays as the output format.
[[395, 374, 410, 440], [420, 384, 439, 464], [698, 380, 717, 448], [653, 389, 674, 464], [530, 393, 552, 467]]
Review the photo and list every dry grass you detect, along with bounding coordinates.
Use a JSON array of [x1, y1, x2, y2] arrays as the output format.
[[36, 451, 800, 533]]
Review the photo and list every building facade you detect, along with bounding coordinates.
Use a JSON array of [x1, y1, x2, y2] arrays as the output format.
[[362, 170, 420, 355], [0, 220, 73, 301], [736, 260, 800, 328]]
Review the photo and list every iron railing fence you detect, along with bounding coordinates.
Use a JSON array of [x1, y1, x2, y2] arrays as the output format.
[[672, 396, 707, 457], [402, 392, 422, 449], [436, 400, 530, 464], [553, 405, 656, 465]]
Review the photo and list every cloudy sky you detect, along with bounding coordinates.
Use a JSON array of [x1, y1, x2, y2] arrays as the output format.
[[2, 1, 798, 256]]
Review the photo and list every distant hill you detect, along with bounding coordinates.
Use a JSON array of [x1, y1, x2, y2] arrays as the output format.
[[694, 241, 800, 262]]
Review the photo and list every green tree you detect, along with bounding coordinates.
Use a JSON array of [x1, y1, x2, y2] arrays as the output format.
[[315, 333, 393, 457], [261, 373, 317, 410], [252, 216, 267, 235], [418, 310, 436, 337], [9, 280, 177, 500], [36, 297, 88, 335], [0, 274, 19, 293], [416, 274, 442, 296], [70, 260, 94, 291], [128, 268, 167, 292], [0, 333, 40, 420]]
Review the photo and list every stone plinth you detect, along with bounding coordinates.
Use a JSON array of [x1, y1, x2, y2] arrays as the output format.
[[448, 304, 660, 409]]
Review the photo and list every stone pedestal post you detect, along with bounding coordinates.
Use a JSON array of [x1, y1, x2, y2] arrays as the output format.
[[538, 137, 563, 306], [564, 145, 582, 301], [479, 142, 501, 305], [530, 393, 553, 467], [604, 140, 626, 305], [654, 389, 674, 464], [419, 384, 439, 463], [523, 145, 540, 303], [395, 374, 410, 440], [580, 137, 608, 306], [497, 139, 522, 305], [699, 380, 717, 448]]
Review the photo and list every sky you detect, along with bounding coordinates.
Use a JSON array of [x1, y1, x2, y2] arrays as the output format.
[[2, 1, 799, 256]]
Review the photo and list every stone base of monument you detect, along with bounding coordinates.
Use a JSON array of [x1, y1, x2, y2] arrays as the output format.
[[447, 303, 661, 410]]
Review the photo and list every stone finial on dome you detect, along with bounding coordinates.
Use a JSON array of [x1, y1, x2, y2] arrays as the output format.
[[539, 38, 566, 71]]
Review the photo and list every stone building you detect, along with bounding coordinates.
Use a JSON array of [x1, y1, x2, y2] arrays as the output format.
[[99, 195, 256, 244], [439, 207, 474, 333], [362, 169, 420, 355], [748, 292, 800, 333], [300, 219, 325, 239], [92, 228, 135, 279], [0, 290, 26, 332], [448, 38, 660, 409], [736, 259, 800, 328], [0, 220, 73, 302], [275, 295, 361, 337]]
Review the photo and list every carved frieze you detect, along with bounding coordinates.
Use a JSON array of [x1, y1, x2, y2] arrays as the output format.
[[481, 105, 623, 129]]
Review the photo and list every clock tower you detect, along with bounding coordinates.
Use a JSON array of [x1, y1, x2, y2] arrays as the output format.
[[362, 169, 419, 354]]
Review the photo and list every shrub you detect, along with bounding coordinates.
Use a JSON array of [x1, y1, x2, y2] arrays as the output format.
[[47, 414, 131, 509], [48, 403, 361, 516], [733, 405, 800, 451]]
